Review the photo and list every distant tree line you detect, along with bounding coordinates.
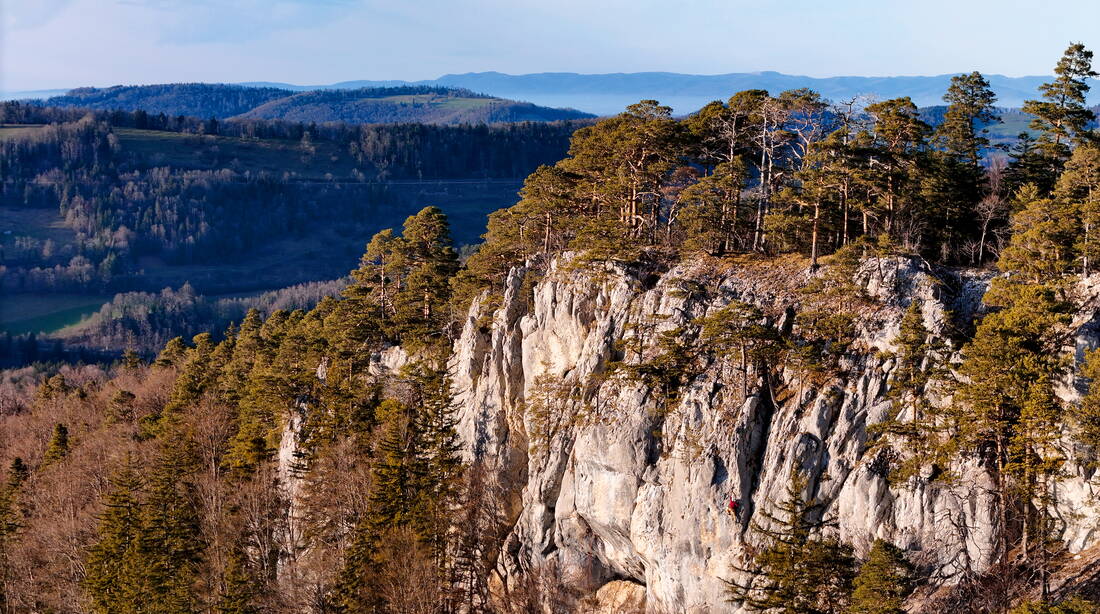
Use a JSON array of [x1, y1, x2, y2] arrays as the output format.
[[62, 278, 348, 354]]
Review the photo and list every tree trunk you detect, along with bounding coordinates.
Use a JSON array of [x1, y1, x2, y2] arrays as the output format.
[[810, 201, 821, 269]]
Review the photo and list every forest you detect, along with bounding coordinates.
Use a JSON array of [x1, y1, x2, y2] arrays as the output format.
[[0, 104, 584, 297], [5, 43, 1100, 613]]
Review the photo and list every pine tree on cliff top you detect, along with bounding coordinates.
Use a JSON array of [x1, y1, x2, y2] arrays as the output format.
[[1023, 43, 1097, 170]]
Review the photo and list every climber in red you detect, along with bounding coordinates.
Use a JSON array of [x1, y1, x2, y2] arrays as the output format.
[[727, 496, 740, 520]]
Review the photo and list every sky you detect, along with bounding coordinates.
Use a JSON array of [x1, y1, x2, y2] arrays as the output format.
[[2, 0, 1099, 92]]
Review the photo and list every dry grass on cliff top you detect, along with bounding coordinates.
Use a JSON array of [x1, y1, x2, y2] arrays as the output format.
[[680, 252, 811, 298]]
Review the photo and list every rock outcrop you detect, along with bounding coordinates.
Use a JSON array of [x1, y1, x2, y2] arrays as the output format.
[[448, 256, 1100, 612]]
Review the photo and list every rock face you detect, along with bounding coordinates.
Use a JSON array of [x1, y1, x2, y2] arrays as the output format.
[[448, 256, 1100, 613]]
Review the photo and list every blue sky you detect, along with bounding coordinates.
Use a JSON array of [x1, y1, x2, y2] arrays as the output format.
[[3, 0, 1098, 91]]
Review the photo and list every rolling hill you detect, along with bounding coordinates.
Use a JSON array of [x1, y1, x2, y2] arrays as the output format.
[[238, 71, 1099, 115], [233, 86, 593, 123], [38, 83, 593, 124]]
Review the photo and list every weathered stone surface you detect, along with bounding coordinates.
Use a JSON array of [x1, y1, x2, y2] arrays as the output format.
[[446, 257, 1100, 613]]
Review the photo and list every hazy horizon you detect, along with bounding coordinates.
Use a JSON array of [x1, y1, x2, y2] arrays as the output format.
[[3, 0, 1098, 92]]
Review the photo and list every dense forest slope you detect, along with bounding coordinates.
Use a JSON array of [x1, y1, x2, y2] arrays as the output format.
[[40, 84, 593, 124]]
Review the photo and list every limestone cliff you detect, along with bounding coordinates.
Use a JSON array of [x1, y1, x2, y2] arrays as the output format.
[[447, 255, 1100, 613]]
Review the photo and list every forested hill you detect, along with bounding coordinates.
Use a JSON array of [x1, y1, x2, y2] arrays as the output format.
[[40, 83, 594, 124]]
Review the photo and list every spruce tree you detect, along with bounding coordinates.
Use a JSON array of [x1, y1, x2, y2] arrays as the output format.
[[41, 423, 70, 466], [731, 470, 856, 614], [84, 458, 145, 614], [217, 545, 261, 614], [849, 539, 914, 614], [139, 435, 204, 613]]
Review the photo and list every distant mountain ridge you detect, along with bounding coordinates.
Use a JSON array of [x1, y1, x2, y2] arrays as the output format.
[[12, 71, 1097, 118], [34, 83, 594, 125], [239, 71, 1097, 115]]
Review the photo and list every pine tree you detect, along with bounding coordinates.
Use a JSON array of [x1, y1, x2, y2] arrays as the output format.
[[42, 423, 70, 466], [155, 336, 189, 368], [863, 97, 931, 243], [122, 348, 144, 371], [396, 207, 460, 348], [1012, 596, 1099, 614], [937, 72, 1000, 169], [849, 539, 914, 614], [1022, 43, 1097, 171], [1073, 348, 1100, 463], [0, 458, 27, 611], [336, 398, 428, 612], [408, 362, 465, 567], [697, 300, 778, 398], [997, 184, 1079, 283], [731, 470, 856, 614], [677, 159, 748, 254], [871, 301, 947, 481]]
